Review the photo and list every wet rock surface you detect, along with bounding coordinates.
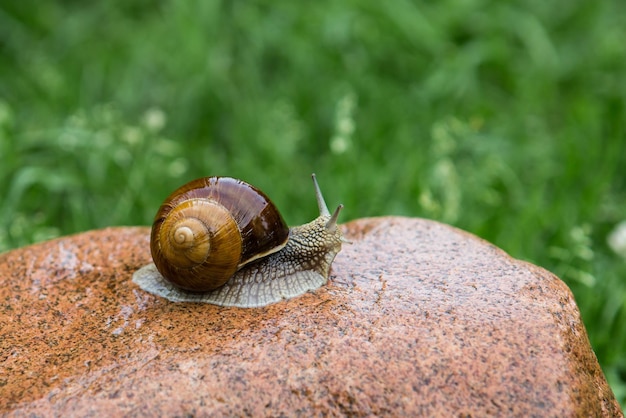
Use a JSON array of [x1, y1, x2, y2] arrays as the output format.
[[0, 217, 621, 416]]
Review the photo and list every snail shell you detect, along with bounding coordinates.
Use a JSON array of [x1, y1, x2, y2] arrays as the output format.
[[133, 174, 345, 307], [149, 177, 290, 292]]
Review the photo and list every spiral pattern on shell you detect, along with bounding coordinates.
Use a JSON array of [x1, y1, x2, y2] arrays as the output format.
[[150, 177, 290, 292]]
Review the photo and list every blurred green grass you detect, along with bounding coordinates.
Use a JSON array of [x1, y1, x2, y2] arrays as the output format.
[[1, 0, 625, 409]]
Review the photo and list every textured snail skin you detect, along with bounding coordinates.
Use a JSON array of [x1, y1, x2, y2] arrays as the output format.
[[133, 175, 345, 307]]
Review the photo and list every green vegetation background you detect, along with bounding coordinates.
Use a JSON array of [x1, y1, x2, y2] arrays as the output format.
[[1, 0, 625, 409]]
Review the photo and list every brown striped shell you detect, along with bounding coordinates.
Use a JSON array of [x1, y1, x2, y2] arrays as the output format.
[[150, 177, 290, 292]]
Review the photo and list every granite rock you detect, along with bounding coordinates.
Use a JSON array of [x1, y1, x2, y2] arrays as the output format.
[[0, 217, 621, 416]]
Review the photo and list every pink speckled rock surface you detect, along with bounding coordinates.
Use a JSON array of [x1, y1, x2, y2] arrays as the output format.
[[0, 217, 621, 416]]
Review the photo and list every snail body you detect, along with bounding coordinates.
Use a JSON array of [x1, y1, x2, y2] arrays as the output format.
[[132, 174, 344, 307]]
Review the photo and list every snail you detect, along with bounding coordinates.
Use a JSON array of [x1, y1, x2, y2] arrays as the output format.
[[132, 174, 345, 307]]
